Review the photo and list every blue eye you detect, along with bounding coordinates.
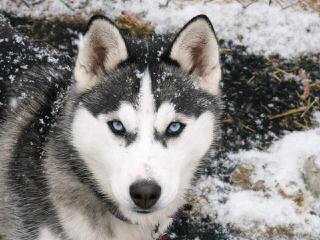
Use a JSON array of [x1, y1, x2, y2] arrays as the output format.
[[166, 122, 185, 136], [108, 120, 126, 135]]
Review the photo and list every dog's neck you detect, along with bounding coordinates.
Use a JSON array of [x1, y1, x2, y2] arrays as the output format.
[[112, 209, 185, 240]]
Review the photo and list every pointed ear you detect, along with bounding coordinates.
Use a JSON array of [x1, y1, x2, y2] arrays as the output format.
[[74, 15, 129, 91], [169, 15, 221, 95]]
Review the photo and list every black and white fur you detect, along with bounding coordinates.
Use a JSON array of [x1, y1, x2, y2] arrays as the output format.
[[0, 15, 222, 240]]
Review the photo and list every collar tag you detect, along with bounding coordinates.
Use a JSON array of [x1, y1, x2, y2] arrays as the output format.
[[160, 233, 169, 240]]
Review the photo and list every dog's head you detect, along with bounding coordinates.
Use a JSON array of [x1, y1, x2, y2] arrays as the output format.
[[71, 15, 222, 224]]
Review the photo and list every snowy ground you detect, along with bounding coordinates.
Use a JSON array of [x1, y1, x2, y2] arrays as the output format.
[[1, 1, 320, 239], [191, 112, 320, 239], [1, 0, 320, 58]]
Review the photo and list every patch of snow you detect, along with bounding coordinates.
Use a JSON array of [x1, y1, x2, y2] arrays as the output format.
[[192, 112, 320, 239], [8, 97, 17, 109], [314, 153, 320, 169], [1, 1, 320, 58], [219, 191, 303, 226], [314, 111, 320, 123]]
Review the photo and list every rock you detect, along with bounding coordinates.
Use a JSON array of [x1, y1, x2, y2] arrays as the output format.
[[303, 154, 320, 197], [230, 163, 255, 189]]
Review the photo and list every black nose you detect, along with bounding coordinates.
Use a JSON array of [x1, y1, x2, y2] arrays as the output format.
[[129, 180, 161, 210]]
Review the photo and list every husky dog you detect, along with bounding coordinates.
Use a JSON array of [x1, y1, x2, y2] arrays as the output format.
[[0, 14, 222, 240]]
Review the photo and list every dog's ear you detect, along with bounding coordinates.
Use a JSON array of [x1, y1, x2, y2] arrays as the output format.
[[74, 15, 128, 91], [169, 15, 221, 95]]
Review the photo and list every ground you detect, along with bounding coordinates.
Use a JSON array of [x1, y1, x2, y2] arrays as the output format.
[[0, 1, 320, 239]]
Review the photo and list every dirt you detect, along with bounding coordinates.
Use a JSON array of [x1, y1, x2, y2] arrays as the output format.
[[1, 13, 319, 240]]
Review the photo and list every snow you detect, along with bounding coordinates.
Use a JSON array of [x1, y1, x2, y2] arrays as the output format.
[[314, 153, 320, 169], [219, 191, 302, 226], [192, 112, 320, 239], [1, 0, 320, 58], [232, 129, 320, 190]]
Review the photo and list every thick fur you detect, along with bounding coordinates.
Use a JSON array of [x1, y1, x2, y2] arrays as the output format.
[[0, 15, 222, 240]]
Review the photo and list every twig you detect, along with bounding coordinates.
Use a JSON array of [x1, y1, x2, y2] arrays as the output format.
[[304, 0, 320, 13], [261, 104, 272, 115], [293, 120, 308, 129], [236, 0, 258, 9], [274, 67, 289, 75], [281, 2, 299, 10], [241, 124, 256, 133], [21, 0, 30, 8], [59, 0, 89, 10], [32, 0, 46, 6], [223, 116, 234, 124], [273, 73, 281, 81], [310, 83, 320, 89], [220, 48, 233, 54], [299, 68, 310, 100], [301, 98, 318, 118], [159, 0, 171, 8], [268, 107, 306, 120], [247, 75, 256, 84]]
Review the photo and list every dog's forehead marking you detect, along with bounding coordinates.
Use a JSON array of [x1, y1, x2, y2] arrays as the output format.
[[138, 68, 154, 114], [137, 68, 155, 140]]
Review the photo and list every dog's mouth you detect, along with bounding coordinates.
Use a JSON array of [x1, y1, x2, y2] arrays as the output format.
[[131, 207, 158, 214], [136, 210, 151, 214]]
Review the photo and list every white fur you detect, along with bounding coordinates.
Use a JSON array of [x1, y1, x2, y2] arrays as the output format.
[[53, 204, 172, 240], [38, 227, 60, 240], [71, 69, 215, 229], [57, 206, 145, 240]]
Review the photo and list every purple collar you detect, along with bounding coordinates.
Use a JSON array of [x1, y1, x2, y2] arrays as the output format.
[[113, 209, 185, 240], [113, 211, 131, 223], [113, 209, 185, 223]]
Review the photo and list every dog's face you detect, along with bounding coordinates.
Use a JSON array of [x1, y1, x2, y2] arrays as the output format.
[[71, 15, 221, 224]]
